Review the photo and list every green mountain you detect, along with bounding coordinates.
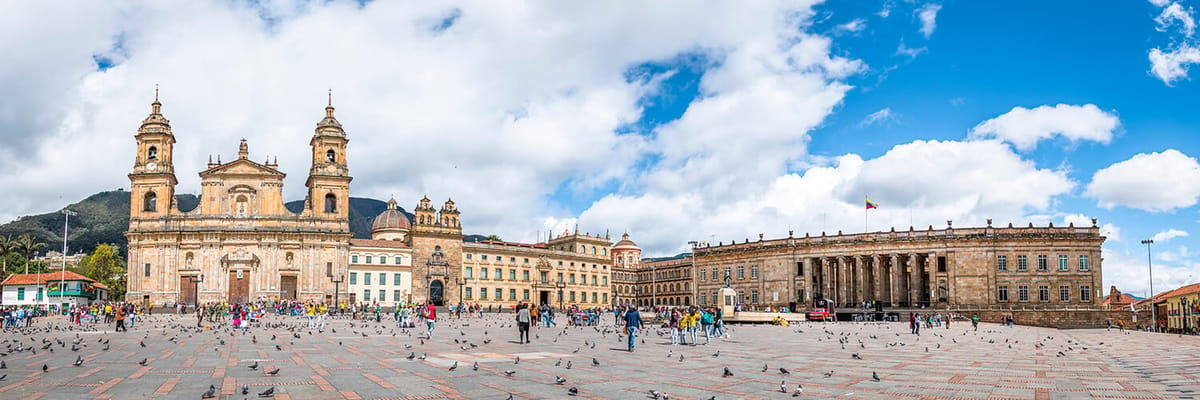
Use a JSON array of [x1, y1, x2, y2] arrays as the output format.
[[0, 190, 411, 257]]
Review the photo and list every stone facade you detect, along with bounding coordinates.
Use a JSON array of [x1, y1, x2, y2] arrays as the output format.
[[693, 222, 1104, 310], [610, 233, 640, 306], [126, 96, 352, 306], [460, 230, 612, 309], [409, 197, 463, 306]]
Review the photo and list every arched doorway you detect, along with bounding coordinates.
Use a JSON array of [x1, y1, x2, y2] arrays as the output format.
[[429, 280, 444, 306]]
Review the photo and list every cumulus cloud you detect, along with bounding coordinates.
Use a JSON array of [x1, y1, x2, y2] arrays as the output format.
[[1103, 246, 1199, 298], [917, 4, 942, 38], [968, 104, 1120, 151], [860, 107, 896, 126], [1149, 45, 1200, 85], [1085, 149, 1200, 212], [1155, 2, 1196, 37], [1152, 228, 1190, 243]]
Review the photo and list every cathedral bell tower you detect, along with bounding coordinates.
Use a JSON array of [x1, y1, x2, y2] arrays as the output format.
[[305, 92, 352, 219], [129, 88, 178, 219]]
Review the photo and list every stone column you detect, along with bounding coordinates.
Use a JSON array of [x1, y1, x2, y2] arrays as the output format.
[[872, 254, 883, 304], [853, 255, 865, 306], [889, 253, 901, 306], [925, 253, 936, 305], [820, 257, 830, 302], [908, 253, 920, 306], [837, 256, 847, 307]]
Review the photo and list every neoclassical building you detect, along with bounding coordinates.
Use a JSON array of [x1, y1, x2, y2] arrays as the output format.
[[460, 229, 613, 309], [126, 95, 352, 305], [346, 198, 414, 306], [610, 233, 641, 306], [693, 221, 1105, 310]]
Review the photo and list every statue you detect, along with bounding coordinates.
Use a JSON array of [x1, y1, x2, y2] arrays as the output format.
[[723, 270, 732, 288]]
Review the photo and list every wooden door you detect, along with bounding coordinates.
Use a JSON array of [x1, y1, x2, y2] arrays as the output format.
[[228, 270, 249, 304], [280, 276, 297, 300], [180, 276, 197, 307]]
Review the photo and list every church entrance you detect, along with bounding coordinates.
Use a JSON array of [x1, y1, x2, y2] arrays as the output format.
[[280, 276, 297, 300], [179, 276, 196, 307], [429, 280, 444, 306], [228, 270, 249, 304], [539, 291, 550, 307]]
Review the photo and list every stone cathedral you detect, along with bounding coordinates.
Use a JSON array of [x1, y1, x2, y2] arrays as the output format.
[[125, 95, 353, 305]]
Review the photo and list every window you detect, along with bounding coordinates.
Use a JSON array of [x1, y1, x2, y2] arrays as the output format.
[[998, 286, 1009, 302], [1080, 286, 1091, 302], [523, 289, 530, 300], [1017, 255, 1028, 271], [522, 270, 529, 281], [365, 256, 372, 264], [592, 275, 597, 285], [602, 293, 608, 303], [1059, 285, 1070, 302], [465, 287, 473, 299], [996, 255, 1007, 271], [1037, 255, 1048, 271], [16, 287, 24, 301], [592, 292, 598, 303], [570, 274, 576, 284], [143, 192, 157, 212], [700, 269, 707, 281], [937, 256, 947, 273], [326, 262, 332, 277], [349, 272, 357, 285], [326, 149, 336, 163], [541, 272, 548, 283], [364, 273, 372, 285], [1038, 285, 1049, 302], [481, 255, 488, 261], [602, 249, 607, 256], [713, 268, 719, 281], [509, 269, 516, 281], [738, 290, 745, 303], [144, 263, 151, 277], [510, 257, 516, 263], [148, 146, 158, 160], [700, 292, 707, 305], [465, 267, 473, 279], [1078, 255, 1090, 271], [750, 265, 758, 279], [602, 276, 607, 285], [796, 261, 804, 276], [737, 266, 745, 279], [394, 273, 402, 286], [1018, 285, 1029, 302], [379, 290, 385, 301], [379, 273, 387, 285], [324, 193, 337, 213], [1058, 255, 1069, 272], [524, 258, 529, 264], [494, 269, 502, 280], [751, 290, 759, 304], [394, 256, 402, 264], [363, 290, 371, 302], [394, 290, 402, 302], [495, 288, 502, 300], [481, 268, 488, 280], [352, 255, 359, 263], [510, 289, 517, 300], [481, 288, 488, 299]]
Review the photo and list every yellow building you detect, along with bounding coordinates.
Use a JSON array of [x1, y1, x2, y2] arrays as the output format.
[[460, 229, 613, 309], [1162, 282, 1200, 334], [125, 95, 352, 306]]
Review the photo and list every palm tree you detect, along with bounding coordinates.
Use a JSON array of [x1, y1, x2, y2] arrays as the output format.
[[0, 235, 14, 278], [16, 234, 47, 274]]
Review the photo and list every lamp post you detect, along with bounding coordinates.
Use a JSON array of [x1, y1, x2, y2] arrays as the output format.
[[59, 209, 76, 308], [651, 265, 656, 309], [330, 274, 344, 315], [688, 241, 698, 306], [454, 278, 465, 307], [1142, 239, 1155, 332], [188, 274, 204, 312], [556, 281, 565, 311]]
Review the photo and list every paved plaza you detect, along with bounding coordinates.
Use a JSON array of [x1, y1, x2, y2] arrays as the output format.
[[0, 312, 1197, 399]]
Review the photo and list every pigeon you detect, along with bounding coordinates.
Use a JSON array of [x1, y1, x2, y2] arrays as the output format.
[[566, 360, 573, 369], [592, 358, 600, 366], [266, 368, 280, 376], [0, 361, 5, 369], [722, 367, 733, 377], [42, 364, 48, 373], [851, 353, 862, 360], [74, 356, 83, 366], [139, 341, 146, 348], [793, 384, 804, 397], [872, 371, 881, 382], [555, 376, 567, 385], [249, 361, 259, 370], [779, 367, 791, 375], [0, 374, 5, 381], [258, 386, 275, 397], [567, 387, 579, 396], [472, 362, 479, 371], [406, 352, 416, 360], [418, 353, 427, 360], [712, 351, 720, 357], [275, 345, 282, 351], [242, 384, 250, 395], [555, 359, 562, 366], [504, 370, 516, 376], [139, 358, 148, 366], [514, 356, 520, 364], [201, 385, 217, 399], [823, 370, 834, 378], [780, 380, 788, 393], [762, 364, 769, 372], [448, 361, 458, 371], [649, 389, 662, 399]]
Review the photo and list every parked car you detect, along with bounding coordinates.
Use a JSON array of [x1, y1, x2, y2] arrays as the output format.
[[807, 308, 832, 321]]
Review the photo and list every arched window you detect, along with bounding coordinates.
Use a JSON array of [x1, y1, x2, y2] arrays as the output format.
[[591, 246, 596, 254], [326, 149, 335, 163], [602, 248, 607, 256], [148, 146, 158, 160], [324, 193, 337, 213], [143, 191, 157, 212]]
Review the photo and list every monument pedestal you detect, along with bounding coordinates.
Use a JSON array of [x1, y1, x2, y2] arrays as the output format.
[[719, 287, 737, 317]]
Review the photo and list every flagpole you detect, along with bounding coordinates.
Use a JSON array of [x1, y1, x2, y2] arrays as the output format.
[[864, 196, 868, 233]]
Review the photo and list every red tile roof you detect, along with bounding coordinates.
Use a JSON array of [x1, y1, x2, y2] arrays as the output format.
[[92, 282, 110, 290], [1, 271, 95, 286]]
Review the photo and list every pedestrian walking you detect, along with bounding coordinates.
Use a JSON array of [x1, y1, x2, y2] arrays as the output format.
[[624, 306, 642, 352], [516, 303, 531, 344]]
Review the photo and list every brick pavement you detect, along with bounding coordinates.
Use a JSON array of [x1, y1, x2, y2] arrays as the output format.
[[0, 313, 1196, 399]]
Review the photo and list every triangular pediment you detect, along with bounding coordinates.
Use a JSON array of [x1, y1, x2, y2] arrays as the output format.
[[199, 159, 286, 178]]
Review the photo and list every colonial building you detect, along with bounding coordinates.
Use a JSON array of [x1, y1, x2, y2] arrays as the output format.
[[409, 196, 464, 306], [693, 221, 1104, 310], [460, 229, 612, 309], [125, 95, 352, 305], [610, 233, 641, 306], [1, 271, 110, 306], [636, 254, 694, 307], [1161, 282, 1200, 333], [346, 198, 414, 306]]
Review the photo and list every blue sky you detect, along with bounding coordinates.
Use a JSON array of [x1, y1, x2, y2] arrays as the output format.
[[1, 0, 1198, 297]]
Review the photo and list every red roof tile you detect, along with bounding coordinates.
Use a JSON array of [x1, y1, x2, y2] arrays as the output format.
[[1, 271, 95, 286]]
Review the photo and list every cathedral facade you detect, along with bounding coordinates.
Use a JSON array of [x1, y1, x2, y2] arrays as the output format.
[[125, 96, 352, 306]]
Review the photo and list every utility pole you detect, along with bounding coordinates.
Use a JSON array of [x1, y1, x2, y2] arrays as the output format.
[[60, 209, 77, 308], [1141, 239, 1155, 332]]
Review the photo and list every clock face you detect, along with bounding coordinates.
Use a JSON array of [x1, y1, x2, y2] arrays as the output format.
[[146, 162, 157, 171]]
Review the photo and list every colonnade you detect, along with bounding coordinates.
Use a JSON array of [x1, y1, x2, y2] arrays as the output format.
[[806, 253, 942, 308]]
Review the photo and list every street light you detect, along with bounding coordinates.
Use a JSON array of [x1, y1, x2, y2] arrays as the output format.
[[454, 278, 465, 307], [59, 209, 76, 308], [1142, 239, 1155, 332], [556, 281, 566, 311], [330, 274, 345, 315], [688, 241, 698, 306]]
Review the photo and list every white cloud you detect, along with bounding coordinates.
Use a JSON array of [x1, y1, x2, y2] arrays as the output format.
[[1150, 0, 1172, 7], [1155, 3, 1196, 37], [896, 41, 927, 58], [1103, 245, 1200, 298], [1149, 45, 1200, 85], [1152, 228, 1190, 243], [878, 2, 893, 18], [1086, 149, 1200, 212], [917, 4, 942, 39], [968, 104, 1120, 151], [835, 18, 867, 34], [860, 107, 897, 126]]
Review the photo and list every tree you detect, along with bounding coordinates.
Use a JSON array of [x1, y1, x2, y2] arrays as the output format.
[[485, 234, 503, 242], [0, 235, 14, 280], [77, 244, 127, 299], [15, 234, 47, 274]]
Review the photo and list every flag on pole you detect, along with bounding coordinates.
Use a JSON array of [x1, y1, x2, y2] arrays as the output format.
[[865, 197, 879, 209]]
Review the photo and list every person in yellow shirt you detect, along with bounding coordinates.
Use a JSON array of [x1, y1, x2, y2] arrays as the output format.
[[317, 304, 327, 328], [684, 308, 701, 345], [306, 303, 316, 328]]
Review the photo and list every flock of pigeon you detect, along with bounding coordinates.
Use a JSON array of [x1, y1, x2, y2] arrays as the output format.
[[0, 312, 1116, 399]]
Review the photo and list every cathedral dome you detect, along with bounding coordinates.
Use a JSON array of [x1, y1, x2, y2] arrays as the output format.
[[372, 198, 410, 235], [612, 233, 639, 251]]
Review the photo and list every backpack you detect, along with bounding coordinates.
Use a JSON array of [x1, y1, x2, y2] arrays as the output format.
[[701, 311, 714, 325]]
